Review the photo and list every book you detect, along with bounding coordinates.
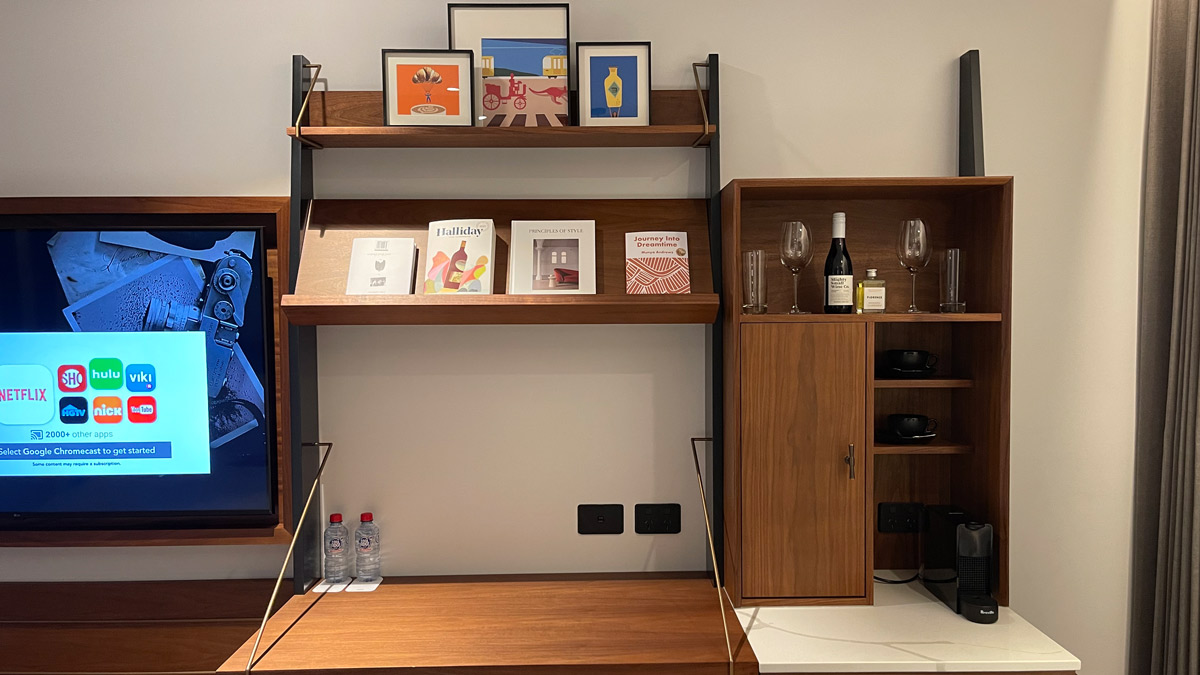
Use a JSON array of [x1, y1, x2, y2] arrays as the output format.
[[345, 237, 417, 295], [625, 231, 691, 294], [508, 220, 597, 294], [423, 219, 495, 294]]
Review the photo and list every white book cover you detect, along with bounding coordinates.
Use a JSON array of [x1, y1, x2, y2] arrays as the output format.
[[508, 220, 597, 294], [625, 231, 690, 294], [344, 237, 417, 295], [423, 219, 495, 294]]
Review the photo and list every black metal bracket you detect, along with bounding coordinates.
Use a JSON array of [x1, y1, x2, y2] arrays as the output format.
[[958, 50, 985, 177], [702, 53, 724, 584]]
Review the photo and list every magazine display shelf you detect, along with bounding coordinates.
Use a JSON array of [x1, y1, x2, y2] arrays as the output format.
[[281, 55, 725, 595]]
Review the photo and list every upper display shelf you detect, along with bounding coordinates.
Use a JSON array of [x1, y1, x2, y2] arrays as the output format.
[[288, 90, 714, 149]]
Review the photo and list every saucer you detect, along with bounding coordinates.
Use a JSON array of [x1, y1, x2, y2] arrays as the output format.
[[878, 365, 937, 379], [878, 431, 938, 445]]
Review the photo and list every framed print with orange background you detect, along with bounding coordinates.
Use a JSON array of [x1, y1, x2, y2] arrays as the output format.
[[382, 49, 474, 126]]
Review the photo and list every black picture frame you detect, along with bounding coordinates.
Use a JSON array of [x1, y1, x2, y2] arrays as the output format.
[[447, 3, 571, 127], [575, 41, 652, 127], [381, 48, 476, 127]]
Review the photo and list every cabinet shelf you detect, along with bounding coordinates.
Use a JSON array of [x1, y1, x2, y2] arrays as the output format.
[[282, 293, 719, 326], [873, 378, 974, 389], [872, 441, 973, 455], [739, 313, 1002, 324], [287, 125, 715, 149]]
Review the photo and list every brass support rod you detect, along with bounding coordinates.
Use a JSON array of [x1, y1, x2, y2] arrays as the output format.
[[691, 62, 713, 148], [690, 437, 733, 672], [293, 63, 324, 149], [245, 441, 334, 674]]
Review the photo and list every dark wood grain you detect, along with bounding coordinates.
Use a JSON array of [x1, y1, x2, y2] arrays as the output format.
[[0, 579, 277, 622], [740, 323, 867, 600], [289, 125, 715, 148], [0, 196, 293, 546], [872, 454, 955, 569], [720, 186, 745, 607], [739, 313, 1002, 323], [219, 579, 757, 675], [731, 176, 1012, 201]]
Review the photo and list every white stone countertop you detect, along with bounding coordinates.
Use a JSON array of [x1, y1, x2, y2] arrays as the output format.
[[736, 576, 1080, 673]]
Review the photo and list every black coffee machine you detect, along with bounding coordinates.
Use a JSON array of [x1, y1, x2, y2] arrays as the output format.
[[920, 505, 998, 624]]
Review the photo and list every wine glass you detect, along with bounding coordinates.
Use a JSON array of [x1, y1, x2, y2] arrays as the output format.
[[779, 221, 813, 314], [897, 219, 931, 313]]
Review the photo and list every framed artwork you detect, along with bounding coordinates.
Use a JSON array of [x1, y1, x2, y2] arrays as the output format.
[[577, 42, 651, 126], [448, 3, 570, 128], [381, 49, 475, 126]]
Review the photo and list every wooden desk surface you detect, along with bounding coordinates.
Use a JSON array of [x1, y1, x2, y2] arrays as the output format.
[[220, 578, 757, 675]]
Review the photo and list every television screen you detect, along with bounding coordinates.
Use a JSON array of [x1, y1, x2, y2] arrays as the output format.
[[0, 224, 276, 529]]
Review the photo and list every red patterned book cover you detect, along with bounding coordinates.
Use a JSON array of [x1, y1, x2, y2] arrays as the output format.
[[625, 232, 691, 294]]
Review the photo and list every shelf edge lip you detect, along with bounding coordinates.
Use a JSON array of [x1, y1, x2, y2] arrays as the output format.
[[738, 313, 1002, 324], [285, 125, 716, 148]]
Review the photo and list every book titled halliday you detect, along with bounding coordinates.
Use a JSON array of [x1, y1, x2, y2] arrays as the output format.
[[508, 220, 597, 294], [625, 231, 690, 294], [424, 219, 495, 294]]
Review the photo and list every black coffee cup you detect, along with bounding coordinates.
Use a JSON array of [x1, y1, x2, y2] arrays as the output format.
[[886, 349, 938, 371], [887, 414, 938, 437]]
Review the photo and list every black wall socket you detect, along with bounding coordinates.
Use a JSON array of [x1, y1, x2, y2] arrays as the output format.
[[878, 502, 923, 533], [634, 503, 681, 534], [578, 504, 624, 534]]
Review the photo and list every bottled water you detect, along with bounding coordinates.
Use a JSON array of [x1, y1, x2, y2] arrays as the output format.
[[354, 512, 381, 582], [322, 513, 350, 584]]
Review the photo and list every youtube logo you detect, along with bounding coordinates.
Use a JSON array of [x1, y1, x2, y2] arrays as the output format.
[[58, 365, 86, 392], [127, 396, 157, 423]]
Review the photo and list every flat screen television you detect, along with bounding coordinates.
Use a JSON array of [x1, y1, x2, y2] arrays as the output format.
[[0, 220, 277, 530]]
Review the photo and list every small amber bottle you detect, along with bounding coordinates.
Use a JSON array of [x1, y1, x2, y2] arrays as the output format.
[[856, 268, 886, 314]]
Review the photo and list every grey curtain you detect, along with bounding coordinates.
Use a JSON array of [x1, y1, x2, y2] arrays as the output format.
[[1131, 0, 1200, 673]]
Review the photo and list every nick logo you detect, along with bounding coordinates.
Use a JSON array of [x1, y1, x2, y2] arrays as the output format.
[[58, 396, 89, 424], [127, 396, 156, 423], [91, 396, 123, 423], [126, 364, 156, 392], [89, 358, 123, 390], [58, 365, 87, 392], [0, 364, 54, 426]]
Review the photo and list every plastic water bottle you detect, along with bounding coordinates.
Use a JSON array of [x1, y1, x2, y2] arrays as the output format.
[[322, 513, 350, 583], [354, 512, 381, 582]]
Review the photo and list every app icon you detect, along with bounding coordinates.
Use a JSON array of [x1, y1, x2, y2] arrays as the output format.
[[126, 364, 156, 392], [58, 396, 89, 424], [89, 358, 123, 390], [91, 396, 123, 423], [127, 396, 156, 423], [58, 365, 87, 392], [0, 364, 54, 426]]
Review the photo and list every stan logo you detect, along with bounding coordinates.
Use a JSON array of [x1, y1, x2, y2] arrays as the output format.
[[58, 396, 89, 424], [126, 364, 156, 392], [58, 365, 87, 392], [89, 358, 123, 390], [0, 364, 54, 426], [127, 396, 157, 423], [91, 396, 123, 423]]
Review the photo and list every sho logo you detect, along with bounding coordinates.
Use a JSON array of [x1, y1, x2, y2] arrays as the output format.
[[58, 365, 87, 392]]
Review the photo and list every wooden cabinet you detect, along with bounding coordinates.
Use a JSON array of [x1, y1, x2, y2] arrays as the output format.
[[740, 323, 866, 599]]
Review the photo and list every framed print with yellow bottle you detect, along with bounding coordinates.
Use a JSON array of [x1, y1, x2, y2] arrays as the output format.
[[577, 42, 650, 127]]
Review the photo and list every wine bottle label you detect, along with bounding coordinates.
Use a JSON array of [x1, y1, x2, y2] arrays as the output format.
[[864, 287, 886, 310], [826, 275, 854, 305]]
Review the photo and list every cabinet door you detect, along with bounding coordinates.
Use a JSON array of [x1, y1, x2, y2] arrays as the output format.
[[741, 322, 866, 598]]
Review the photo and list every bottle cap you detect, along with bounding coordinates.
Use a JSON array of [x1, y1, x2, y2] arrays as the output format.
[[866, 268, 878, 278], [361, 512, 373, 522], [832, 212, 846, 239], [329, 513, 342, 523]]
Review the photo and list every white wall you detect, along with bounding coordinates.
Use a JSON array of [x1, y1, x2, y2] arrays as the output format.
[[0, 2, 1149, 673]]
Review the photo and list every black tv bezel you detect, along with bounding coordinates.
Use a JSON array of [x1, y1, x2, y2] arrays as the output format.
[[0, 219, 279, 531]]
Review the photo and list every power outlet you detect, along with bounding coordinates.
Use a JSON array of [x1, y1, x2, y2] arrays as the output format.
[[878, 502, 923, 533], [577, 504, 623, 534], [634, 503, 681, 534]]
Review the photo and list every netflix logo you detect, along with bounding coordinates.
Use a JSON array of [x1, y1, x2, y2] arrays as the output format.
[[0, 364, 55, 426]]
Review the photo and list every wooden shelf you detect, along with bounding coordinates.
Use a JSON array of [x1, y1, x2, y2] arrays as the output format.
[[873, 441, 973, 455], [282, 293, 719, 325], [873, 378, 974, 389], [219, 578, 757, 675], [739, 312, 1002, 324], [288, 124, 714, 148], [0, 522, 291, 548]]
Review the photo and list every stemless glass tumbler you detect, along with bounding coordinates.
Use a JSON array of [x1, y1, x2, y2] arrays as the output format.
[[742, 250, 767, 314]]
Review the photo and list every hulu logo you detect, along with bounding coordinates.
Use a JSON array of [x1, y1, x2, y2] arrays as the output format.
[[88, 358, 124, 390]]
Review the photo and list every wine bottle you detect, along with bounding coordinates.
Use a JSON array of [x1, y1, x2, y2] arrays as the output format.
[[444, 241, 468, 290], [823, 212, 854, 314]]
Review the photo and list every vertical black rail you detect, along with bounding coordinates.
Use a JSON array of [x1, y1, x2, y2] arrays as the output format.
[[958, 50, 984, 177], [705, 53, 724, 583], [289, 55, 322, 595]]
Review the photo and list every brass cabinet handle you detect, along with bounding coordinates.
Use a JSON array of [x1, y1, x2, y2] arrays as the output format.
[[844, 443, 856, 479]]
